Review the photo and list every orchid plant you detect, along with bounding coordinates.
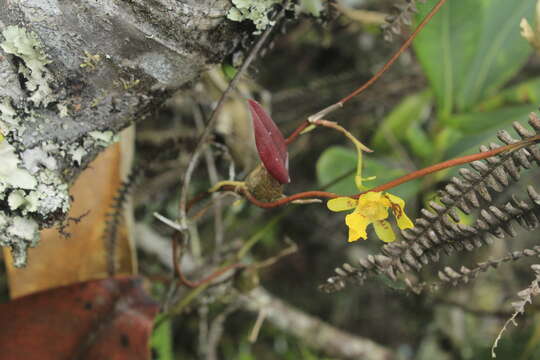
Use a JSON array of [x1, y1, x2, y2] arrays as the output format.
[[158, 1, 540, 357], [176, 0, 540, 297], [202, 0, 540, 246]]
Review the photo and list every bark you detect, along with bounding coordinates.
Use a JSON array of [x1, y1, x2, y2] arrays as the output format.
[[0, 0, 244, 266]]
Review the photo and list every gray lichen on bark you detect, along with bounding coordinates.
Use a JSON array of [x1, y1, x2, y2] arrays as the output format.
[[0, 0, 243, 266]]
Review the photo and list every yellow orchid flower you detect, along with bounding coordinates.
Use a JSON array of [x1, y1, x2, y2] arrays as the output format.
[[327, 191, 414, 243]]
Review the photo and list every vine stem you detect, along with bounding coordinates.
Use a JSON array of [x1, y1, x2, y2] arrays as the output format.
[[234, 136, 540, 208], [285, 0, 449, 145]]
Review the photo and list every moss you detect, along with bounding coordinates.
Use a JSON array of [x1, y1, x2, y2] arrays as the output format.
[[79, 51, 102, 70]]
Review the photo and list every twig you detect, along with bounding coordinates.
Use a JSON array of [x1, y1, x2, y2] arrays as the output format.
[[172, 233, 244, 289], [248, 309, 267, 343], [134, 223, 184, 270], [154, 212, 185, 232], [193, 103, 225, 261], [198, 305, 209, 359], [253, 239, 298, 270]]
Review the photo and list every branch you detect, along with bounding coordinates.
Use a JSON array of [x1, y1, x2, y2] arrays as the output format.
[[240, 287, 395, 360], [0, 0, 243, 266]]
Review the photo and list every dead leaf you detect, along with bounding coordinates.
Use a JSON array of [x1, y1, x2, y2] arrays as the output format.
[[0, 276, 158, 360], [3, 127, 136, 298]]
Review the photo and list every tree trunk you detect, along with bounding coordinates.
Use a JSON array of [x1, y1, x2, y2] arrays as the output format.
[[0, 0, 243, 266]]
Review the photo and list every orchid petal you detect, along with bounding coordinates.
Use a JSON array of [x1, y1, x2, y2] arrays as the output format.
[[327, 197, 358, 212], [385, 193, 414, 229], [395, 211, 414, 230], [345, 212, 369, 242], [373, 220, 395, 243]]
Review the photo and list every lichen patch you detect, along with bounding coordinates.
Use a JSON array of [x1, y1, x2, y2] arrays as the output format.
[[227, 0, 281, 34], [1, 26, 55, 106]]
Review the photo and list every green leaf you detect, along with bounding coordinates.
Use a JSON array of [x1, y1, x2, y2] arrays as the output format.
[[371, 90, 432, 151], [445, 105, 537, 158], [414, 0, 535, 116], [474, 77, 540, 111], [405, 123, 434, 163], [221, 63, 238, 80], [445, 104, 536, 133], [316, 146, 358, 195], [151, 318, 173, 360]]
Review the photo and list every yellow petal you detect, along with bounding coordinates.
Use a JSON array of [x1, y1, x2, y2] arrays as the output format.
[[395, 211, 414, 230], [359, 191, 391, 208], [356, 192, 389, 221], [385, 192, 414, 230], [373, 220, 395, 243], [372, 204, 389, 221], [384, 192, 405, 207], [358, 191, 382, 203], [327, 197, 357, 212], [348, 227, 362, 242], [345, 212, 369, 242]]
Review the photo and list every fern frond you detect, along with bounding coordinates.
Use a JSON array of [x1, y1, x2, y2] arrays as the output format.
[[320, 114, 540, 293], [103, 167, 143, 276], [381, 0, 428, 42]]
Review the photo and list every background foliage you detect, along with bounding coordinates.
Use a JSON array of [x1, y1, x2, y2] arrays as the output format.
[[140, 0, 540, 358], [3, 0, 540, 359]]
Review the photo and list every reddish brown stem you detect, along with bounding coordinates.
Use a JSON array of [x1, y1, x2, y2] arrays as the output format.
[[242, 189, 338, 208], [285, 121, 310, 145], [285, 0, 448, 145], [187, 191, 210, 213], [338, 0, 448, 105], [241, 137, 540, 208], [365, 140, 534, 194]]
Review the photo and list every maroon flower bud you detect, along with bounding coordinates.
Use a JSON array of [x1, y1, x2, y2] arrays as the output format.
[[248, 99, 290, 184]]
